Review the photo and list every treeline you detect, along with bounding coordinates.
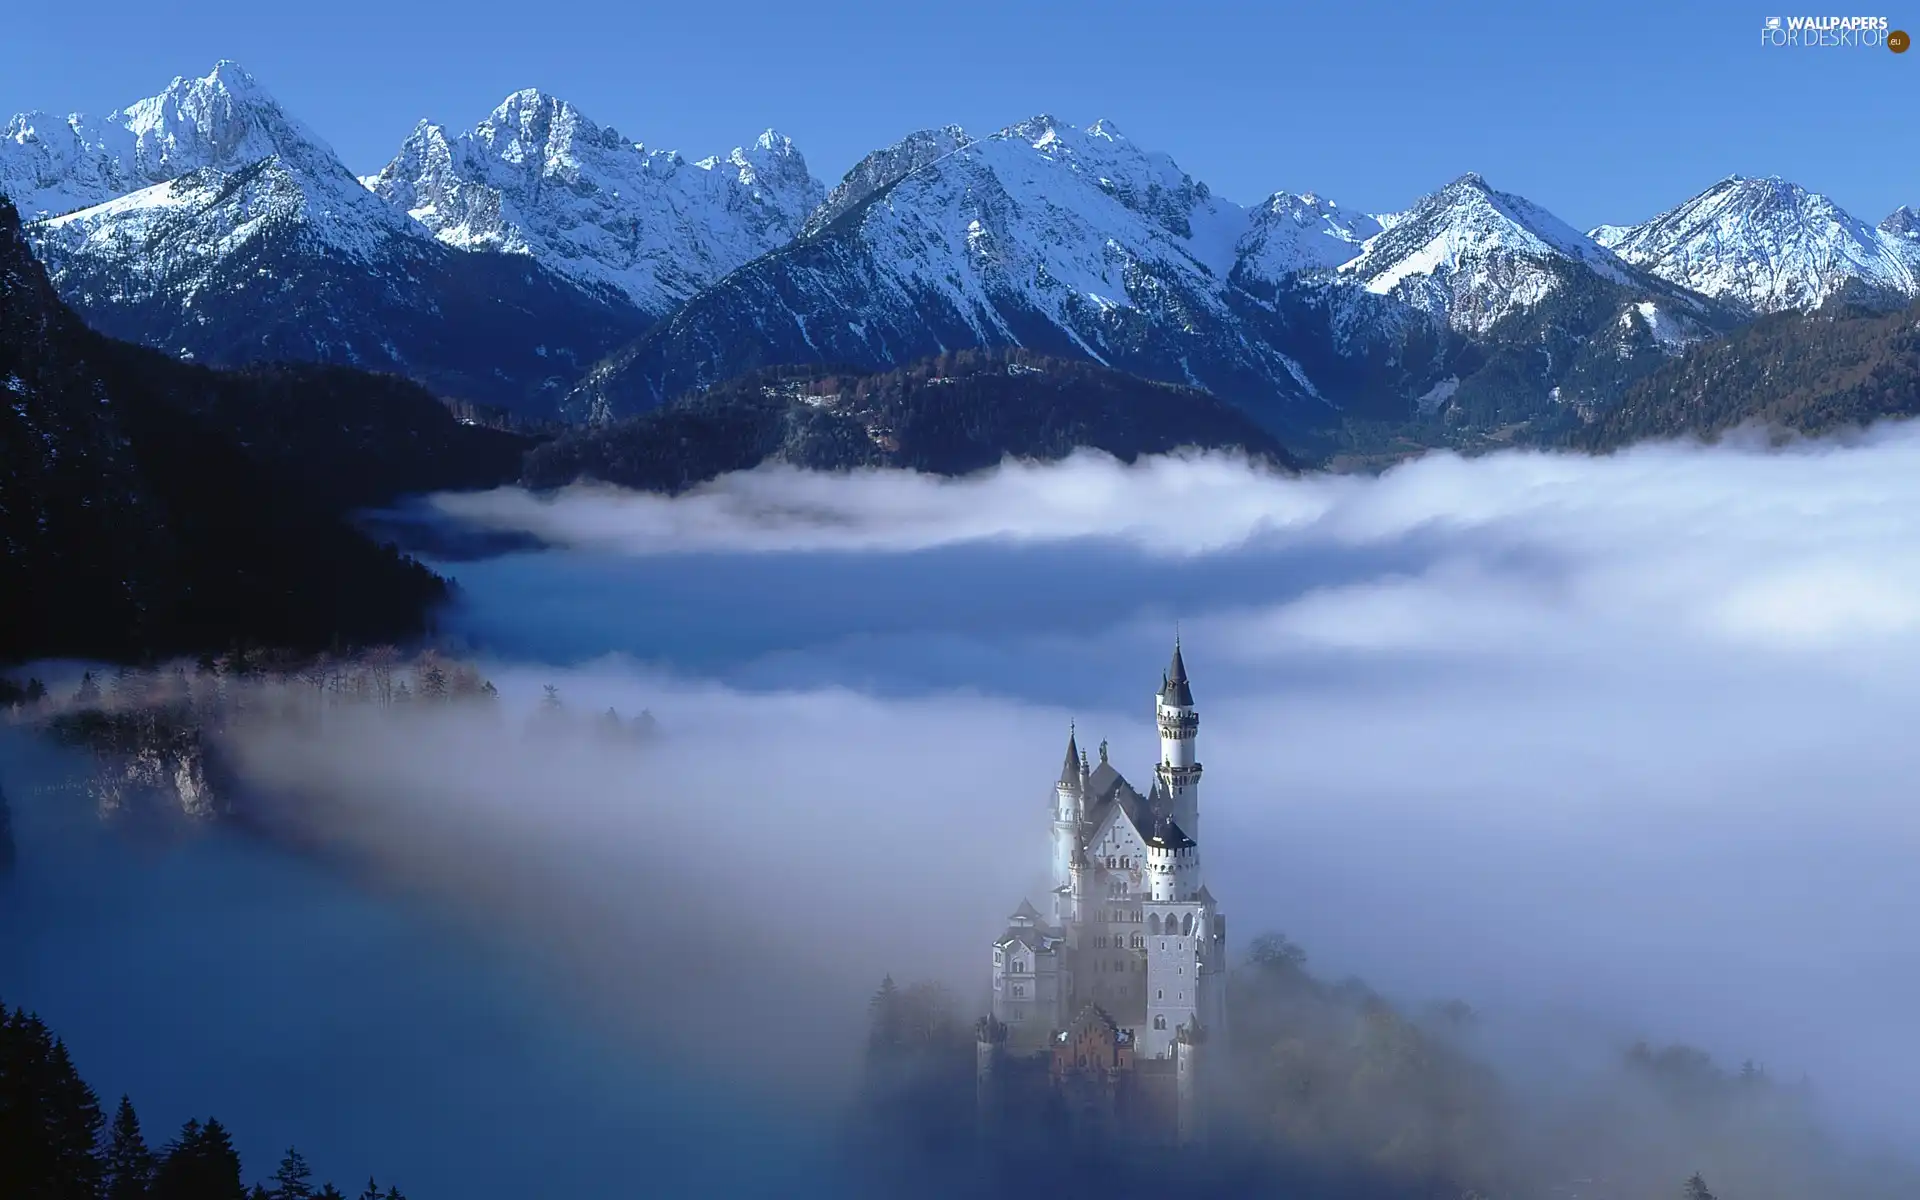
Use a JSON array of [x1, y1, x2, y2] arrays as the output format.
[[1, 655, 659, 837], [1572, 297, 1920, 450], [0, 1002, 406, 1200], [2, 651, 503, 831], [522, 347, 1298, 493], [0, 196, 521, 667]]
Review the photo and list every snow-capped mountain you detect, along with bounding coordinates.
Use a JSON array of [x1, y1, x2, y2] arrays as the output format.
[[361, 91, 824, 314], [799, 125, 971, 238], [1232, 192, 1379, 284], [568, 115, 1351, 425], [1335, 172, 1651, 337], [1590, 177, 1920, 314], [0, 60, 348, 219], [1883, 205, 1920, 238], [6, 63, 644, 416]]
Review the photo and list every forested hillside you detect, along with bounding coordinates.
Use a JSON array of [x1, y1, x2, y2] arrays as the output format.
[[1575, 299, 1920, 450], [0, 196, 524, 664], [524, 348, 1298, 493]]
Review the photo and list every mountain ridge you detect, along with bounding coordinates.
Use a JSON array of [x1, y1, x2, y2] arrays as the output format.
[[0, 194, 492, 663], [361, 89, 825, 314]]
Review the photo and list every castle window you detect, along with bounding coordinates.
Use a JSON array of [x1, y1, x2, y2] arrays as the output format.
[[1156, 989, 1163, 1000], [1154, 1015, 1166, 1030], [1013, 984, 1025, 997], [1149, 914, 1161, 934]]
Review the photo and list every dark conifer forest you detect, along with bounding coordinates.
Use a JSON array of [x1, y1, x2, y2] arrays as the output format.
[[0, 197, 528, 665], [0, 1002, 405, 1200], [521, 347, 1299, 493]]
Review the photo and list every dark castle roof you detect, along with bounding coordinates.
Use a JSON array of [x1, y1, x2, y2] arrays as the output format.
[[1162, 639, 1193, 707], [1145, 814, 1195, 850], [1082, 766, 1154, 847], [1058, 726, 1082, 789]]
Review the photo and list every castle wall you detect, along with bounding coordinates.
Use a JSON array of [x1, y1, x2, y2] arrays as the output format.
[[1142, 899, 1209, 1060]]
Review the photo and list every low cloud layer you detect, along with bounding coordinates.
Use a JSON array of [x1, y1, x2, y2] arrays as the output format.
[[426, 428, 1920, 1148], [14, 427, 1920, 1193]]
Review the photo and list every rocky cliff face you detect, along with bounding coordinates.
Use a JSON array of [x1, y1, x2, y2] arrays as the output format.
[[363, 90, 824, 314]]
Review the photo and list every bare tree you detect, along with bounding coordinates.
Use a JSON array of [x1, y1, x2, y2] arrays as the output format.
[[366, 646, 399, 709]]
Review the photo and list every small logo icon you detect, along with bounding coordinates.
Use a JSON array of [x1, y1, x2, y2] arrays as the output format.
[[1765, 16, 1782, 29], [1891, 28, 1912, 51]]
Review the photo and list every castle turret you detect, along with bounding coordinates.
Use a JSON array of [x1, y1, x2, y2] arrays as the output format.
[[1051, 725, 1083, 902], [1145, 815, 1198, 902], [1154, 639, 1203, 848], [1064, 843, 1087, 929]]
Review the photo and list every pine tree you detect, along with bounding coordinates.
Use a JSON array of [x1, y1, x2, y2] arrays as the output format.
[[104, 1095, 156, 1200], [314, 1186, 346, 1200], [153, 1116, 245, 1200], [75, 670, 102, 707], [0, 1008, 107, 1200], [356, 1176, 382, 1200], [1684, 1173, 1717, 1200], [268, 1147, 314, 1200]]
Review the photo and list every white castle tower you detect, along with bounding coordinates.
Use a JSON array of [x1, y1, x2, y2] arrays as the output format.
[[1153, 639, 1202, 846], [1051, 725, 1084, 923], [984, 640, 1227, 1146]]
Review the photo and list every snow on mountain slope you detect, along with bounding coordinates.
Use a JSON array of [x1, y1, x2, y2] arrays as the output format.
[[35, 155, 424, 300], [1590, 177, 1920, 313], [1883, 205, 1920, 238], [799, 125, 971, 238], [1335, 172, 1637, 336], [0, 61, 356, 220], [1233, 192, 1380, 283], [566, 115, 1334, 425], [360, 91, 824, 313], [16, 64, 644, 416]]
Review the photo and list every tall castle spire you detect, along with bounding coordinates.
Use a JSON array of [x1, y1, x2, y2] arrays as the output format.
[[1164, 636, 1193, 706], [1154, 637, 1202, 847], [1051, 724, 1084, 915]]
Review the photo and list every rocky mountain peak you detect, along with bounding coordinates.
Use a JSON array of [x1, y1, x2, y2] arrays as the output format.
[[1592, 175, 1918, 313]]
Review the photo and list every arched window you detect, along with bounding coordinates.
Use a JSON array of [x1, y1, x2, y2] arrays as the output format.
[[1149, 913, 1162, 934], [1153, 1015, 1167, 1030], [1182, 913, 1194, 936]]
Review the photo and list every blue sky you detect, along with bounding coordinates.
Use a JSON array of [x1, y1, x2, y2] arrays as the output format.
[[4, 0, 1913, 232]]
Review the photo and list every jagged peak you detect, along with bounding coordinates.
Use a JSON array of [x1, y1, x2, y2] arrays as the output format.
[[1882, 205, 1920, 236], [1004, 112, 1068, 145], [751, 128, 796, 154], [1085, 117, 1127, 142], [487, 87, 567, 122], [196, 59, 265, 97]]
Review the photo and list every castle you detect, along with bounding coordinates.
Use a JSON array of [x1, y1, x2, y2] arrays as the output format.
[[976, 640, 1225, 1147]]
